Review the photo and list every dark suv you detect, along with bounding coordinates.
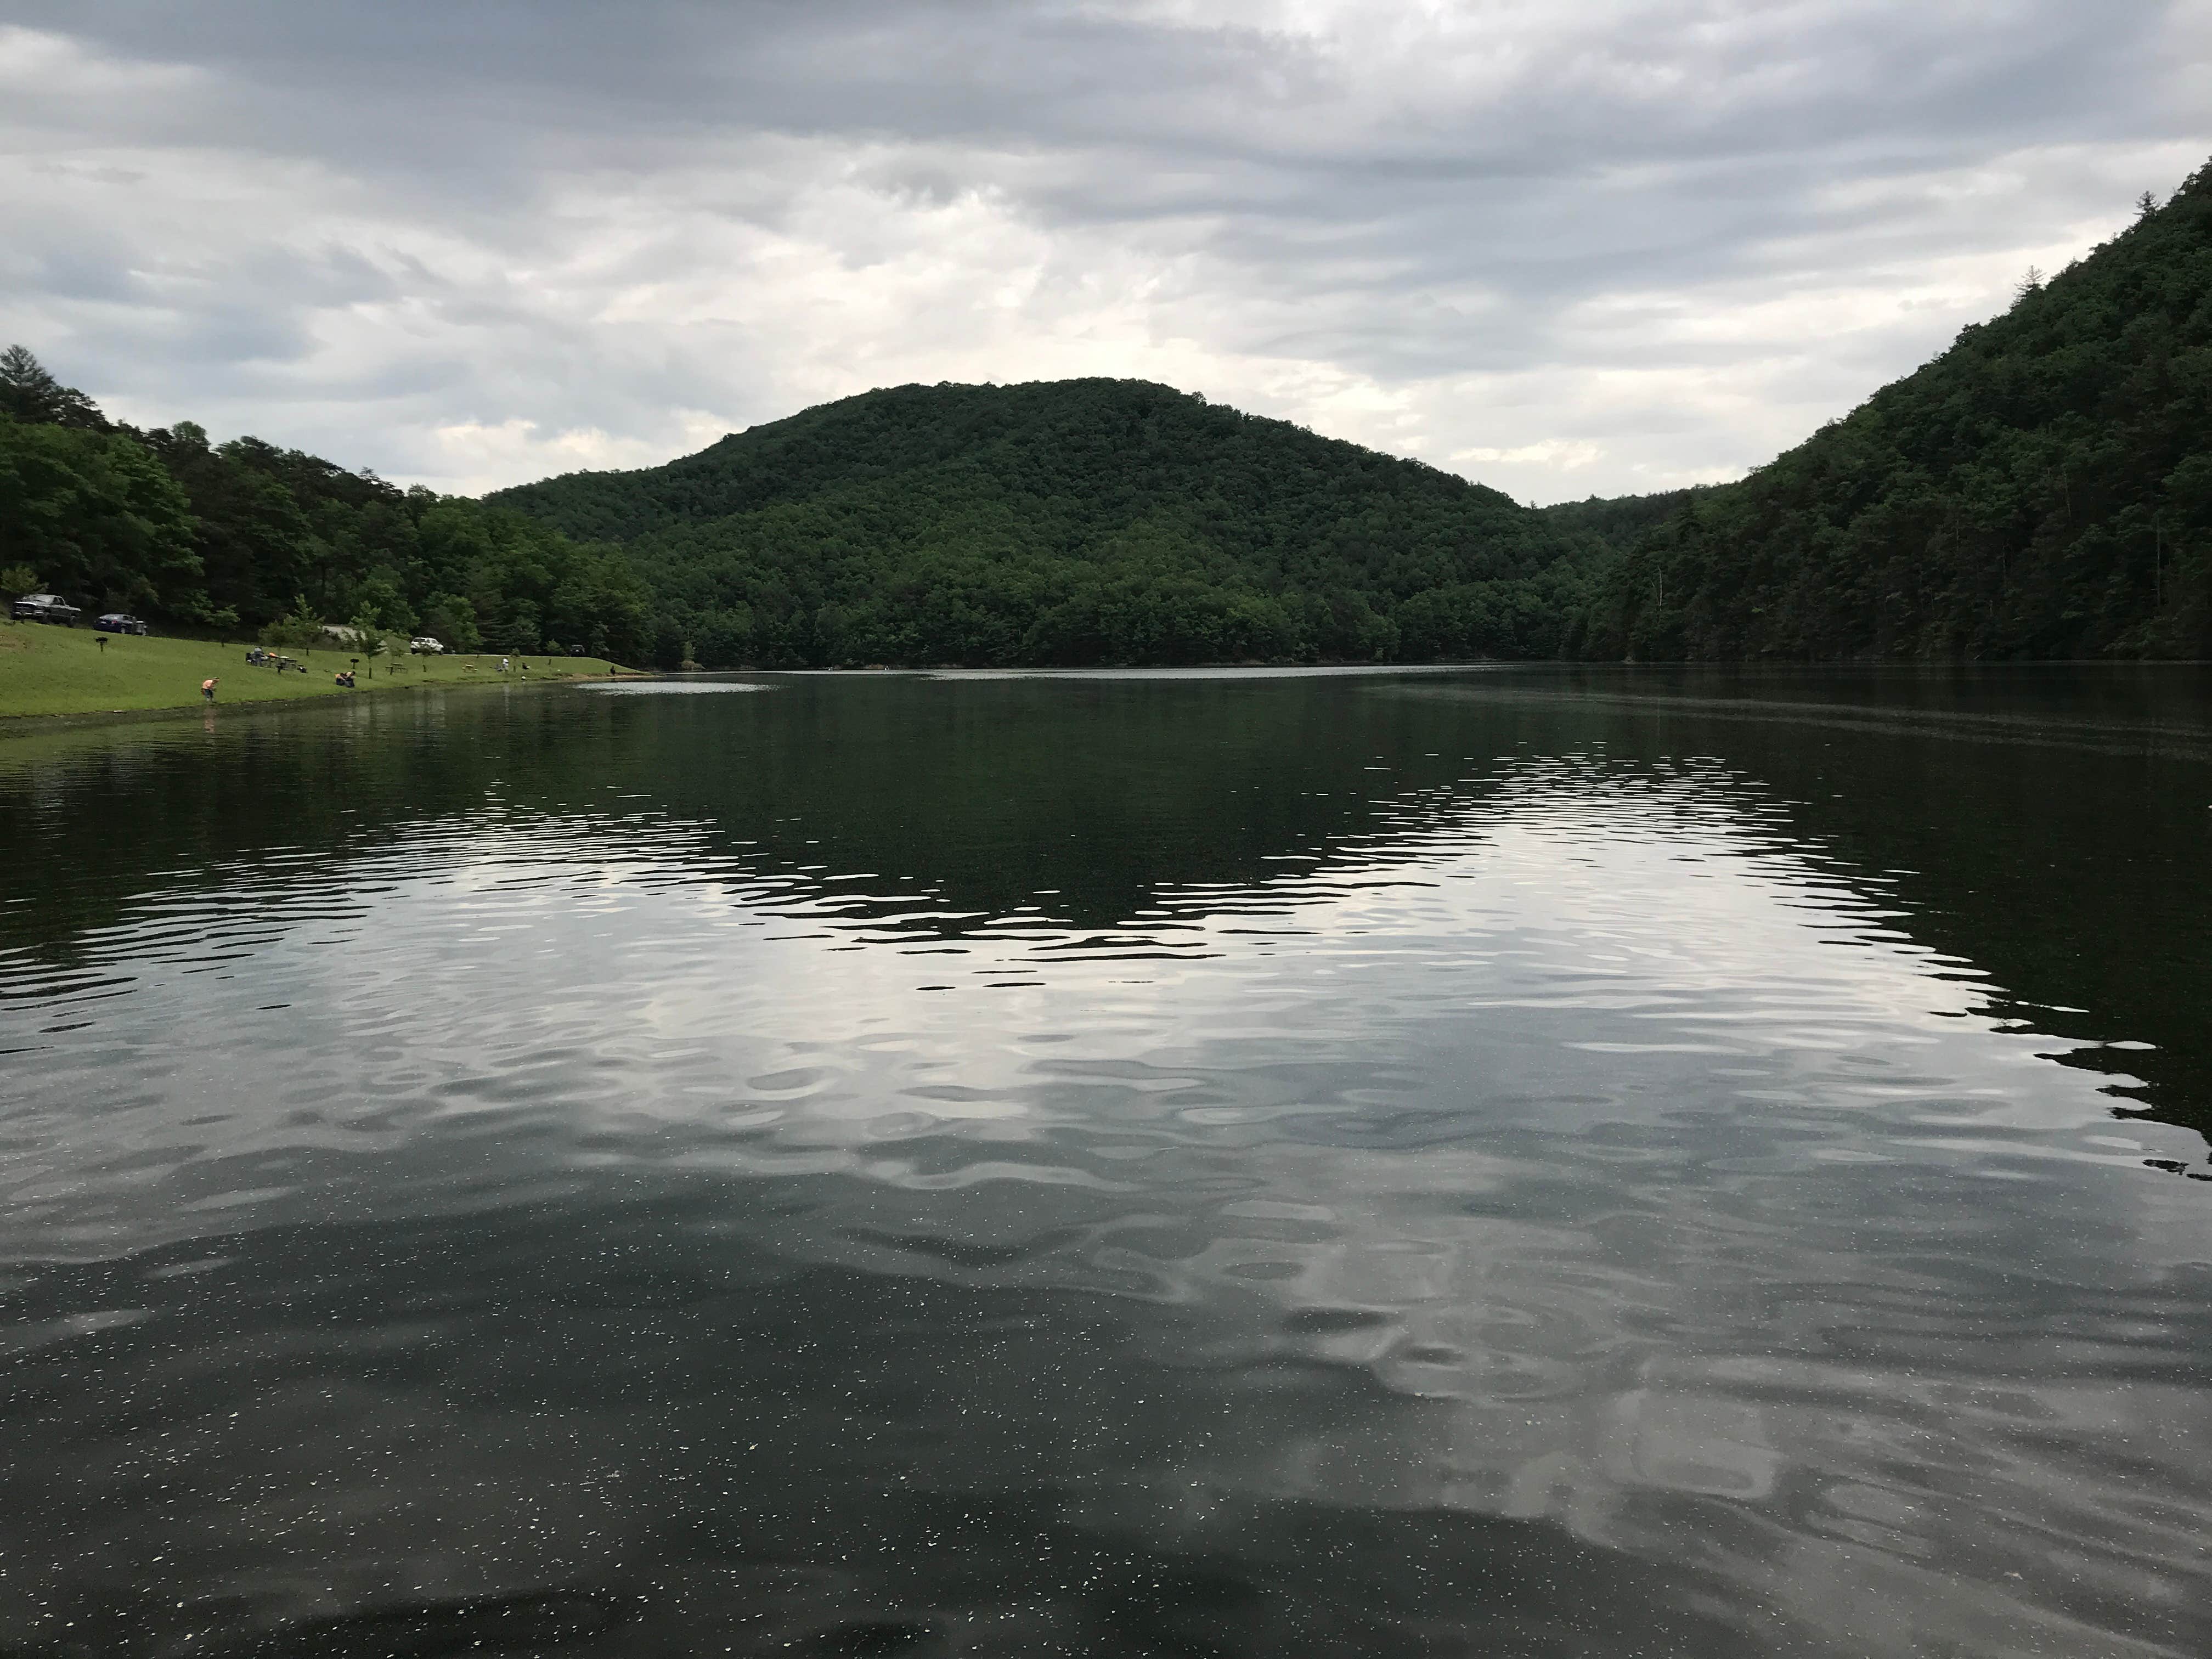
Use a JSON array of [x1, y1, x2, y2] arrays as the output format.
[[95, 613, 150, 635], [10, 594, 82, 625]]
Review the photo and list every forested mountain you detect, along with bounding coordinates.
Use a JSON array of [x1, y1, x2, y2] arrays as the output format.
[[493, 379, 1602, 667], [0, 347, 653, 661], [1573, 161, 2212, 660], [1542, 486, 1713, 557], [13, 154, 2205, 673]]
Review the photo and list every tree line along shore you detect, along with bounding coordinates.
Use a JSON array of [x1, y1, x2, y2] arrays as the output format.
[[3, 156, 2207, 697]]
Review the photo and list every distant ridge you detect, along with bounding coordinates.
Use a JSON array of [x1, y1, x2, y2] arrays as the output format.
[[491, 378, 1602, 668], [1570, 157, 2212, 660], [9, 160, 2207, 670]]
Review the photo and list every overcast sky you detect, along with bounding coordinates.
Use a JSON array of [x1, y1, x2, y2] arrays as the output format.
[[3, 3, 2207, 504]]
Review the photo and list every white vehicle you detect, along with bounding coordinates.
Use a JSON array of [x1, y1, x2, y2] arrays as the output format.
[[409, 636, 445, 654]]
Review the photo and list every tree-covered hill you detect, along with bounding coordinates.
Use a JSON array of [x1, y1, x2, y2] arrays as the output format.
[[1541, 487, 1712, 558], [0, 346, 653, 662], [19, 154, 2205, 673], [1575, 161, 2212, 661], [492, 379, 1602, 667]]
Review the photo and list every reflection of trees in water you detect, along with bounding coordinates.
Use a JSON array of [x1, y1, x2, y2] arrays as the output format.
[[0, 676, 1489, 950], [7, 676, 2211, 1652], [4, 668, 2207, 1144], [1396, 671, 2212, 1143]]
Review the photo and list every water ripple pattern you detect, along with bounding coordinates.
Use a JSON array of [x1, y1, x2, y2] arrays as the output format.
[[0, 668, 2207, 1657]]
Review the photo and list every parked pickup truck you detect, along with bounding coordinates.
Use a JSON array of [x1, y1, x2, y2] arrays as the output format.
[[10, 594, 82, 625]]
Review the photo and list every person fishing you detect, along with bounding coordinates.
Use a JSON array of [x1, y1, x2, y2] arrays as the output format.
[[200, 676, 217, 703]]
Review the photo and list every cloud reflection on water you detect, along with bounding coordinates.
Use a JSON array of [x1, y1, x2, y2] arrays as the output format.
[[2, 675, 2210, 1654]]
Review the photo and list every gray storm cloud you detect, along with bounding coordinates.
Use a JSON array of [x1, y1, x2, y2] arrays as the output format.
[[1, 1, 2205, 499]]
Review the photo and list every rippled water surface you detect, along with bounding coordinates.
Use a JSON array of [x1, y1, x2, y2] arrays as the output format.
[[4, 665, 2210, 1656]]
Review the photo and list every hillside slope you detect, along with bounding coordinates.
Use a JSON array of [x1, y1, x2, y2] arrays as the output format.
[[1541, 487, 1712, 558], [1576, 161, 2212, 660], [493, 379, 1600, 667], [1, 346, 653, 663]]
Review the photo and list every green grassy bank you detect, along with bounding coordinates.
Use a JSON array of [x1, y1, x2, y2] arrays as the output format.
[[0, 622, 632, 720]]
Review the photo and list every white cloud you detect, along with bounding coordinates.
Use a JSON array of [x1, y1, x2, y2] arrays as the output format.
[[427, 414, 730, 496], [1452, 440, 1602, 472], [0, 4, 2205, 499]]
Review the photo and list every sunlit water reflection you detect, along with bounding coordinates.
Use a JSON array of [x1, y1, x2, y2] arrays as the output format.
[[2, 668, 2208, 1656]]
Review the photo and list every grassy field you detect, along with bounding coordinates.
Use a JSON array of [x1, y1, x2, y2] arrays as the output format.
[[0, 621, 633, 719]]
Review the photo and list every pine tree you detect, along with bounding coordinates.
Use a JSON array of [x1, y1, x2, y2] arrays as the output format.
[[0, 345, 109, 430]]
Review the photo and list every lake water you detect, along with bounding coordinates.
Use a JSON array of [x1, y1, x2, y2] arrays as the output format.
[[3, 665, 2209, 1657]]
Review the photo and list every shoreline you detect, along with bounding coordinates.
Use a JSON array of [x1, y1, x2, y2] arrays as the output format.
[[0, 658, 648, 735], [0, 620, 643, 729]]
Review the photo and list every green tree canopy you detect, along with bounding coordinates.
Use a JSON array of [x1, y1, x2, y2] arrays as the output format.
[[492, 377, 1606, 668], [0, 421, 201, 614], [1571, 159, 2212, 661], [0, 348, 653, 662], [0, 345, 109, 431]]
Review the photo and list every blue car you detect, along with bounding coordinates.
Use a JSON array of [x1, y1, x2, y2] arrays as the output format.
[[95, 613, 150, 635]]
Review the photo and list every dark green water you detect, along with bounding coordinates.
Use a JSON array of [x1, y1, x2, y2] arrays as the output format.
[[2, 665, 2209, 1657]]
